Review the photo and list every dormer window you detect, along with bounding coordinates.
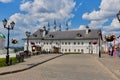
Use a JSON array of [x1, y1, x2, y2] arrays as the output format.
[[49, 34, 54, 38], [76, 33, 82, 37], [33, 34, 37, 37], [88, 29, 91, 33]]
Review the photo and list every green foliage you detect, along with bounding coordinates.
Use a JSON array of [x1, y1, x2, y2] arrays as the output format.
[[0, 57, 18, 67], [0, 58, 6, 67], [64, 52, 82, 54]]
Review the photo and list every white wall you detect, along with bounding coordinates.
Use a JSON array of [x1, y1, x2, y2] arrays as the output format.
[[24, 39, 99, 54], [0, 39, 5, 50]]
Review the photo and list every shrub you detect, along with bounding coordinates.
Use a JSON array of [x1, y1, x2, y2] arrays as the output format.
[[0, 57, 18, 67]]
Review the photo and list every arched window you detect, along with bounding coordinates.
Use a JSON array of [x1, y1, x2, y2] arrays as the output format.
[[69, 49, 71, 52], [65, 49, 67, 52], [74, 49, 76, 52], [74, 42, 76, 45], [81, 42, 84, 45]]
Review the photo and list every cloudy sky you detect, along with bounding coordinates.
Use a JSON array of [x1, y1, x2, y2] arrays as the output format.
[[0, 0, 120, 46]]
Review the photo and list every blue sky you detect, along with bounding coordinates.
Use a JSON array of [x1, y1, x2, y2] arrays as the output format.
[[0, 0, 120, 46]]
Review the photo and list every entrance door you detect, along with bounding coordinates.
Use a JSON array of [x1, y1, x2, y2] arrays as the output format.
[[53, 47, 59, 53]]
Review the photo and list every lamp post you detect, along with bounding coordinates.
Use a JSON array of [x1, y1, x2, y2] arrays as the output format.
[[98, 30, 101, 58], [116, 11, 120, 23], [25, 31, 31, 55], [2, 18, 15, 65]]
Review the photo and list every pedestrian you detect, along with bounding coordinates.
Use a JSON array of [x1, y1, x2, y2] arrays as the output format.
[[109, 47, 113, 56]]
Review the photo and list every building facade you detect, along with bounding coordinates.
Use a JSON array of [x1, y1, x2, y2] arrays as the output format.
[[23, 28, 102, 54], [0, 33, 5, 50]]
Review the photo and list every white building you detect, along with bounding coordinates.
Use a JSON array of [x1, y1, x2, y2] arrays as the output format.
[[23, 28, 103, 54], [0, 33, 5, 50], [0, 33, 5, 54]]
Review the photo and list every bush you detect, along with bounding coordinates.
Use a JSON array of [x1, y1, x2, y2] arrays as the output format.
[[64, 52, 81, 54], [0, 57, 18, 67], [0, 58, 6, 67]]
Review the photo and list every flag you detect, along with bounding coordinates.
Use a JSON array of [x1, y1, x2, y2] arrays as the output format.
[[31, 41, 35, 45]]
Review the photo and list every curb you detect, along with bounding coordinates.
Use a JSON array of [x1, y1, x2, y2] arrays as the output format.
[[0, 54, 64, 75]]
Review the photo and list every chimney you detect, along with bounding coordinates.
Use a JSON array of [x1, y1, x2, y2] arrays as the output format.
[[43, 26, 46, 37], [86, 26, 89, 34]]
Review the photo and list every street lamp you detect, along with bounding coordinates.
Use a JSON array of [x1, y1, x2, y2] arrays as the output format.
[[116, 11, 120, 23], [98, 30, 101, 58], [2, 18, 15, 65], [25, 31, 31, 55]]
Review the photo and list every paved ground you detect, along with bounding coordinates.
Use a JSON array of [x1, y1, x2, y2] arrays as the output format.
[[0, 54, 119, 80], [96, 54, 120, 79], [0, 54, 62, 75]]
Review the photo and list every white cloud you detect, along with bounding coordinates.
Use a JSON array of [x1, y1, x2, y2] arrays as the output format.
[[103, 18, 120, 33], [0, 0, 12, 3], [10, 0, 75, 33], [79, 25, 86, 30], [82, 0, 120, 20], [20, 0, 75, 22], [4, 0, 75, 46], [82, 0, 120, 36], [89, 19, 108, 28]]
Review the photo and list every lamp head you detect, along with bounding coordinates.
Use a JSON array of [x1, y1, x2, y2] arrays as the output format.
[[10, 21, 15, 29], [26, 31, 31, 37], [117, 11, 120, 23], [2, 18, 7, 28]]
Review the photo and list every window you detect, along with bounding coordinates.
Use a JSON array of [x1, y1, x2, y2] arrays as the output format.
[[78, 42, 80, 45], [81, 49, 84, 53], [33, 34, 37, 37], [74, 49, 76, 52], [69, 49, 71, 52], [81, 42, 84, 45], [36, 42, 38, 44], [56, 42, 58, 45], [65, 49, 67, 52], [76, 33, 82, 37], [74, 42, 76, 45], [65, 42, 67, 45], [62, 42, 64, 45], [68, 42, 70, 45], [78, 49, 80, 52]]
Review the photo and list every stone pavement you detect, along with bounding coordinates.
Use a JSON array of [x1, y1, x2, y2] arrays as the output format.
[[0, 54, 63, 75], [93, 54, 120, 80], [0, 53, 120, 80]]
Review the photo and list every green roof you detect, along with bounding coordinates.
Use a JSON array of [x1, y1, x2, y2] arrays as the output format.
[[0, 33, 5, 39]]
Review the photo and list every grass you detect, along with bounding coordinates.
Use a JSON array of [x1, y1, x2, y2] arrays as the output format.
[[64, 52, 82, 54], [0, 57, 18, 67]]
